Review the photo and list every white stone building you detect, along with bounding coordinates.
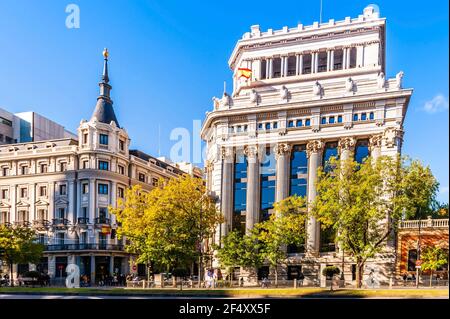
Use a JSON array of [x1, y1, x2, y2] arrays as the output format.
[[0, 50, 200, 284], [201, 5, 413, 285]]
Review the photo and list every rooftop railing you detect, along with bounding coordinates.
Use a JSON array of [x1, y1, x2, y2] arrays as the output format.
[[399, 218, 448, 229]]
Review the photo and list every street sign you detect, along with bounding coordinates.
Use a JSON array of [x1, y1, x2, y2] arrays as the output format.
[[132, 265, 137, 271], [416, 259, 422, 267]]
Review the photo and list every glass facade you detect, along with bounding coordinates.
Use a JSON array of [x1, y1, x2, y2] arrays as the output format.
[[289, 145, 308, 197], [323, 142, 339, 172], [260, 147, 276, 221], [355, 139, 370, 163], [233, 150, 247, 233]]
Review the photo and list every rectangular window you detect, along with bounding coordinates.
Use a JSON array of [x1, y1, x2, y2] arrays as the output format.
[[59, 184, 67, 195], [349, 47, 357, 68], [39, 186, 47, 197], [152, 178, 159, 187], [99, 161, 109, 171], [57, 208, 65, 219], [287, 56, 296, 76], [337, 115, 343, 123], [353, 114, 359, 121], [288, 121, 294, 128], [82, 183, 89, 194], [318, 51, 327, 72], [98, 183, 109, 195], [99, 134, 109, 145], [333, 49, 343, 70], [290, 145, 308, 197], [303, 54, 312, 74], [273, 122, 278, 129], [265, 123, 271, 130], [83, 133, 88, 144], [60, 162, 67, 171], [138, 173, 146, 182], [260, 147, 276, 221], [20, 188, 28, 198], [305, 119, 311, 126], [82, 160, 89, 169], [21, 166, 28, 175], [369, 112, 374, 120], [1, 189, 8, 199], [361, 113, 367, 121], [258, 123, 263, 130], [233, 151, 247, 234], [321, 117, 327, 125], [2, 167, 8, 176], [260, 59, 267, 79], [118, 165, 125, 175], [40, 164, 48, 173], [296, 120, 302, 127], [118, 187, 124, 198], [329, 116, 335, 124], [81, 207, 88, 218], [272, 57, 281, 78]]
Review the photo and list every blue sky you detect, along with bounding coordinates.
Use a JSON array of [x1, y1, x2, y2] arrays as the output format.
[[0, 0, 448, 202]]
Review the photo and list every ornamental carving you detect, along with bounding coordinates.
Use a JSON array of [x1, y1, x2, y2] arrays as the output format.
[[280, 85, 289, 100], [383, 127, 404, 148], [250, 89, 258, 104], [395, 71, 404, 89], [369, 134, 383, 150], [345, 77, 354, 93], [204, 160, 214, 173], [338, 137, 356, 152], [220, 147, 234, 162], [312, 81, 322, 97], [377, 72, 386, 89], [274, 143, 291, 158], [243, 145, 258, 159], [306, 140, 324, 157]]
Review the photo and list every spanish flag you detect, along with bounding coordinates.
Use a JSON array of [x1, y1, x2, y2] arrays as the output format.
[[237, 68, 252, 79], [101, 226, 111, 234]]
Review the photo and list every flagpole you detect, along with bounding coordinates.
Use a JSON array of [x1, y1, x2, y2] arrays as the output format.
[[320, 0, 323, 24]]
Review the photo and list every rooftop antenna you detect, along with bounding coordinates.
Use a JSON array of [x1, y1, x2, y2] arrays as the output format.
[[319, 0, 323, 24]]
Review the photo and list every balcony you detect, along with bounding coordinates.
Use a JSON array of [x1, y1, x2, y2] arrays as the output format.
[[399, 218, 449, 229], [14, 220, 31, 227], [77, 217, 89, 226], [44, 243, 125, 252], [52, 218, 70, 229], [33, 219, 51, 230], [95, 217, 110, 226]]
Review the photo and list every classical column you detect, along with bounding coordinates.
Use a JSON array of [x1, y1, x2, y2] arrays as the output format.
[[330, 50, 335, 71], [314, 52, 319, 73], [346, 47, 351, 69], [89, 179, 96, 224], [274, 143, 291, 202], [338, 137, 356, 161], [298, 54, 303, 75], [265, 59, 270, 79], [220, 147, 234, 238], [10, 185, 16, 224], [68, 180, 75, 224], [306, 140, 324, 255], [283, 56, 288, 77], [343, 48, 348, 69], [369, 134, 383, 160], [244, 145, 259, 235], [268, 58, 273, 79]]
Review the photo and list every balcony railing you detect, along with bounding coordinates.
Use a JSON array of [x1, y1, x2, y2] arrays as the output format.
[[44, 243, 124, 251], [399, 218, 449, 229], [33, 219, 51, 229], [52, 218, 70, 228], [77, 217, 89, 225], [14, 220, 31, 227], [95, 217, 110, 225]]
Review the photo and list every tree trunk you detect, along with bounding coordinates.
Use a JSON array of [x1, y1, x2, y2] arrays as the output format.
[[356, 261, 364, 289], [274, 266, 278, 288], [9, 261, 14, 287], [429, 270, 433, 287], [173, 276, 177, 288]]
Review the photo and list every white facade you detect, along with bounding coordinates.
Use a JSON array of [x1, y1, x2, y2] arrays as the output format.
[[201, 5, 412, 285]]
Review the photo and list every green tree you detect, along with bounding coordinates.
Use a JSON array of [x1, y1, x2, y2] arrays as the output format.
[[110, 175, 223, 279], [0, 225, 44, 286], [311, 156, 438, 288], [256, 195, 308, 287], [322, 266, 341, 291], [214, 230, 263, 283], [421, 246, 448, 287]]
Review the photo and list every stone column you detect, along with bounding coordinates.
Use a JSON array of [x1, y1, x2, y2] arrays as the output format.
[[244, 145, 259, 235], [68, 180, 75, 224], [265, 59, 270, 79], [298, 54, 303, 75], [268, 58, 273, 79], [346, 47, 351, 69], [328, 50, 334, 71], [338, 137, 356, 162], [48, 183, 54, 220], [89, 179, 96, 224], [343, 48, 348, 69], [369, 134, 383, 160], [274, 143, 291, 203], [220, 147, 234, 238], [30, 184, 36, 221], [10, 185, 16, 224], [283, 56, 288, 76], [314, 52, 319, 73], [306, 140, 324, 255]]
